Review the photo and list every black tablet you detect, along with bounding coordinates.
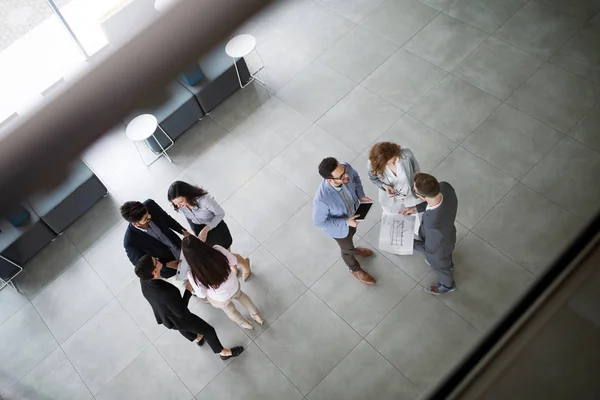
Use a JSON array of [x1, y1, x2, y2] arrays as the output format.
[[355, 202, 373, 221]]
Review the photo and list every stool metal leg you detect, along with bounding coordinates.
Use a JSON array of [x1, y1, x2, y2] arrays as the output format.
[[232, 57, 255, 89], [0, 255, 22, 293], [153, 127, 173, 163], [253, 47, 271, 97]]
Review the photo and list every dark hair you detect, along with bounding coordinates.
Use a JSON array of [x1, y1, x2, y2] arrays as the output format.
[[135, 255, 156, 280], [413, 173, 440, 198], [120, 201, 148, 223], [167, 181, 208, 212], [369, 142, 401, 176], [182, 235, 231, 290], [318, 157, 340, 179]]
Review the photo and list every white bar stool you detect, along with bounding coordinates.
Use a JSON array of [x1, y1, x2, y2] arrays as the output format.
[[225, 34, 270, 93], [126, 114, 173, 166]]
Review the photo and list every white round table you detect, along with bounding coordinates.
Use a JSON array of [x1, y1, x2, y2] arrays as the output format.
[[225, 34, 269, 91], [126, 114, 173, 166], [225, 34, 256, 58]]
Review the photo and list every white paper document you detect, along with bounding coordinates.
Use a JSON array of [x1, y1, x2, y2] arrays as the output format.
[[379, 212, 415, 255]]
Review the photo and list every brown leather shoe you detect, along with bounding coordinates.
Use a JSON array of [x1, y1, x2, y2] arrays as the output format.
[[354, 248, 374, 257], [352, 269, 376, 285]]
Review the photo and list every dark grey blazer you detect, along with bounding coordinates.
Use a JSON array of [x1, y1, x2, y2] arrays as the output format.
[[415, 182, 458, 264]]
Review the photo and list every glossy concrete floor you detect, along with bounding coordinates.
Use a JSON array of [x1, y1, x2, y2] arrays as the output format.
[[2, 0, 600, 399]]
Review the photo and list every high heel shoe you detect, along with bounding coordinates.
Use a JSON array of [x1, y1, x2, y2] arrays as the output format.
[[251, 313, 264, 326], [242, 258, 252, 281], [240, 319, 254, 330]]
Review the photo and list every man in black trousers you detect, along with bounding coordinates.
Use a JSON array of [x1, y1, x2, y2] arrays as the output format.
[[136, 254, 243, 360], [121, 199, 189, 279], [402, 172, 458, 295]]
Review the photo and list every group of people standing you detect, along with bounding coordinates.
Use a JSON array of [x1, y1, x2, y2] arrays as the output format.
[[314, 141, 458, 295], [120, 181, 261, 360], [118, 140, 458, 361]]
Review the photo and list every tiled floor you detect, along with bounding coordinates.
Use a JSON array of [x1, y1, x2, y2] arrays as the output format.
[[2, 0, 600, 398]]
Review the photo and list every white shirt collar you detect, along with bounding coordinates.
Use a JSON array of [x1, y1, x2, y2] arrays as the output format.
[[426, 195, 443, 211]]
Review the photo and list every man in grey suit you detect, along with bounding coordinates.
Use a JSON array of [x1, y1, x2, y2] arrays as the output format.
[[402, 173, 457, 295]]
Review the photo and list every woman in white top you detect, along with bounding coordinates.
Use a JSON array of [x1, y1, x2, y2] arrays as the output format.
[[168, 181, 251, 280], [367, 142, 422, 213], [182, 235, 263, 330]]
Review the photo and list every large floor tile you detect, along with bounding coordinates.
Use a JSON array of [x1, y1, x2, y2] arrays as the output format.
[[32, 258, 112, 343], [155, 300, 251, 396], [366, 288, 480, 391], [308, 340, 420, 400], [222, 216, 261, 256], [238, 246, 307, 339], [474, 183, 584, 275], [362, 220, 469, 281], [253, 0, 318, 37], [453, 36, 543, 100], [256, 291, 361, 395], [62, 299, 149, 394], [116, 279, 167, 342], [523, 137, 600, 218], [551, 23, 600, 85], [64, 191, 122, 254], [167, 117, 227, 169], [277, 60, 355, 122], [270, 124, 358, 195], [421, 234, 533, 331], [593, 11, 600, 25], [95, 346, 191, 400], [362, 48, 447, 111], [535, 0, 600, 20], [224, 166, 309, 242], [0, 304, 58, 390], [494, 2, 584, 59], [462, 104, 564, 179], [321, 0, 386, 23], [444, 0, 526, 33], [360, 0, 439, 46], [569, 101, 600, 151], [264, 202, 342, 286], [184, 134, 265, 202], [319, 26, 399, 83], [433, 147, 517, 228], [419, 0, 454, 11], [16, 233, 81, 299], [317, 86, 403, 153], [84, 222, 137, 295], [0, 287, 28, 327], [374, 115, 457, 172], [2, 348, 92, 400], [253, 35, 316, 93], [230, 97, 311, 162], [312, 241, 417, 336], [403, 13, 488, 72], [196, 344, 303, 400], [409, 75, 502, 142], [282, 4, 355, 56], [507, 63, 600, 132], [208, 81, 271, 132]]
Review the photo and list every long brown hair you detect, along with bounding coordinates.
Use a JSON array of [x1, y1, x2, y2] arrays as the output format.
[[167, 181, 208, 212], [182, 235, 231, 289], [369, 142, 401, 176]]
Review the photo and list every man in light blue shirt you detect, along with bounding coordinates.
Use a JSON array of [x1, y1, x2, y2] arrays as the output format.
[[313, 157, 376, 285]]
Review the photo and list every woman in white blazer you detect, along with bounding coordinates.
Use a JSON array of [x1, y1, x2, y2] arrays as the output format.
[[367, 142, 421, 213]]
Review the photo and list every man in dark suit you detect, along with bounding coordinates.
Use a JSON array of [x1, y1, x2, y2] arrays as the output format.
[[136, 254, 243, 360], [403, 173, 458, 295], [121, 199, 190, 278]]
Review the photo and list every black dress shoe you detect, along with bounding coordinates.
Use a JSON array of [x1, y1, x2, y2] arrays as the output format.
[[220, 346, 244, 360], [196, 337, 205, 347]]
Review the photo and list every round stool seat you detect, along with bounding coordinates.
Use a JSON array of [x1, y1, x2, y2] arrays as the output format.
[[126, 114, 158, 141], [225, 34, 256, 58]]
